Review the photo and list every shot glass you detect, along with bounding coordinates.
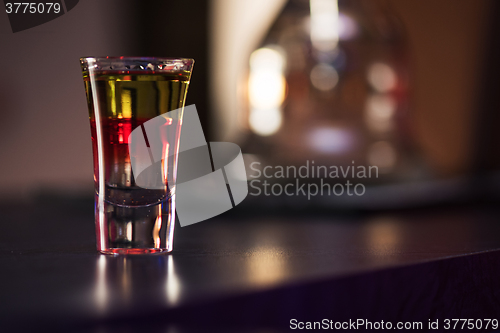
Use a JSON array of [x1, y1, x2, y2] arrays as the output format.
[[80, 57, 194, 254]]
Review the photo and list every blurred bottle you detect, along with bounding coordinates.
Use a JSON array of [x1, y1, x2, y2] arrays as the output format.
[[242, 0, 425, 182]]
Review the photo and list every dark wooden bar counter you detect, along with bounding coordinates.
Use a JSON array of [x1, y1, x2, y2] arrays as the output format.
[[1, 194, 500, 332]]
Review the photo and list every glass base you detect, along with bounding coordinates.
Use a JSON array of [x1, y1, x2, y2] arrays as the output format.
[[100, 248, 172, 255], [95, 194, 176, 254]]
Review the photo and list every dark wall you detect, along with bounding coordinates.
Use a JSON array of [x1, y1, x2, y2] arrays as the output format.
[[472, 0, 500, 174], [132, 0, 211, 139]]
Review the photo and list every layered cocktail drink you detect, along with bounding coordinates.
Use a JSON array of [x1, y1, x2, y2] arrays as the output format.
[[80, 57, 194, 254]]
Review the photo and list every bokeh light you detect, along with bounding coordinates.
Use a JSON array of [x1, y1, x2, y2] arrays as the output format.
[[248, 47, 286, 136], [365, 93, 396, 132], [308, 127, 354, 154], [310, 0, 339, 52], [367, 141, 397, 172], [367, 62, 397, 93], [310, 63, 339, 91], [249, 108, 283, 136]]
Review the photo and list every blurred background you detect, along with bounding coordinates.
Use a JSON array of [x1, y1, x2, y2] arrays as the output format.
[[0, 0, 498, 208], [2, 3, 500, 331]]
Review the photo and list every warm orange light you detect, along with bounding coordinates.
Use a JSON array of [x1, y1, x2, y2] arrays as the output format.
[[153, 212, 162, 248], [248, 47, 286, 136]]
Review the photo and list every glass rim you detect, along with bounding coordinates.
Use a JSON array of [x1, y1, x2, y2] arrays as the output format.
[[80, 56, 194, 73], [80, 56, 194, 62]]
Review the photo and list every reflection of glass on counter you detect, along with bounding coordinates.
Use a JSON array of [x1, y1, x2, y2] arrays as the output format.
[[241, 0, 425, 183], [92, 255, 179, 315]]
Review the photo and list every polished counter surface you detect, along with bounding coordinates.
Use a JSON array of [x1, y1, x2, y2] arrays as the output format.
[[1, 195, 500, 332]]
